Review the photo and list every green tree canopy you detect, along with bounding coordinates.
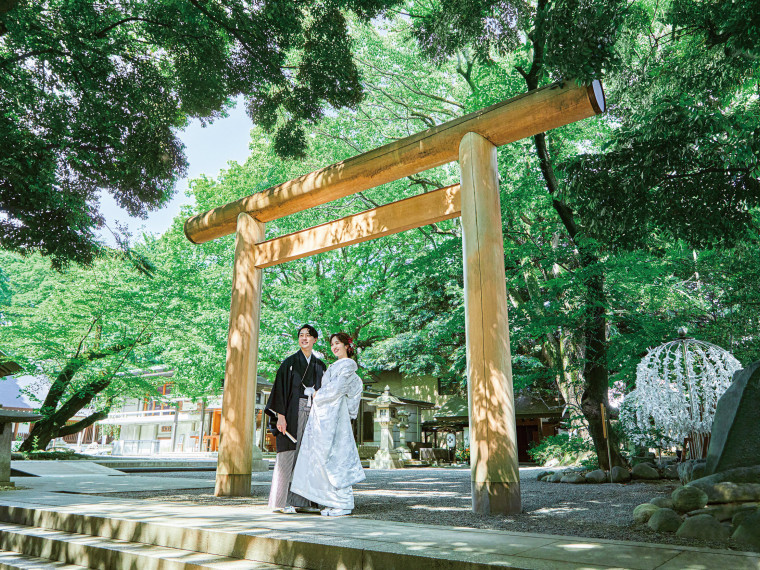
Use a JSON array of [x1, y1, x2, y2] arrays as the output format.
[[0, 0, 398, 269]]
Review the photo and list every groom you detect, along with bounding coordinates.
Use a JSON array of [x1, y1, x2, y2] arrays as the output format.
[[264, 324, 327, 513]]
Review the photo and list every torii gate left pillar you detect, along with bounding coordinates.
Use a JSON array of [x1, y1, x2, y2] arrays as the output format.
[[215, 213, 268, 496]]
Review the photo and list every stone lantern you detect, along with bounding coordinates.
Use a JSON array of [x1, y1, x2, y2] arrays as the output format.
[[0, 407, 42, 486], [395, 409, 413, 462], [367, 386, 405, 469]]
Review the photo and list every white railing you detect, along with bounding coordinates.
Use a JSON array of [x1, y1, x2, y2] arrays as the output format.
[[101, 409, 195, 425], [112, 439, 161, 455], [106, 409, 176, 420]]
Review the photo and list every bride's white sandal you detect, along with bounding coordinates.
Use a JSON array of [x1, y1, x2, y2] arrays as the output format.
[[320, 508, 351, 517]]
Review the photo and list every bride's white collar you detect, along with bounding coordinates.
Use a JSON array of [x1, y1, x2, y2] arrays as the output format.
[[331, 357, 358, 373]]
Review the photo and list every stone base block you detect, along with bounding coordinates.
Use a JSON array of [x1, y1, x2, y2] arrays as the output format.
[[395, 448, 413, 461], [472, 480, 521, 515], [214, 473, 252, 497]]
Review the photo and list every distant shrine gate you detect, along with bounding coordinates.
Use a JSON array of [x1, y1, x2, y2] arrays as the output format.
[[184, 80, 606, 514]]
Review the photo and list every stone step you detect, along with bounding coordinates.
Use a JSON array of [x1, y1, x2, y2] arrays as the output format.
[[0, 548, 88, 569], [0, 506, 370, 569], [0, 522, 288, 569], [0, 504, 514, 570]]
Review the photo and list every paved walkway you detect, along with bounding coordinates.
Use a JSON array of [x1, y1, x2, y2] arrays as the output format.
[[1, 474, 759, 569]]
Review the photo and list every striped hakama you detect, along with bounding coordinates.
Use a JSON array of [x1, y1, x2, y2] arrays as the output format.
[[268, 398, 314, 509]]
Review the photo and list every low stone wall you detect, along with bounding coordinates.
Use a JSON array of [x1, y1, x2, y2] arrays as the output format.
[[632, 466, 760, 552], [537, 460, 679, 485]]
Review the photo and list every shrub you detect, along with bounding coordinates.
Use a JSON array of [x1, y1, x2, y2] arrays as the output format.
[[455, 446, 470, 463], [527, 433, 594, 466], [12, 449, 89, 461]]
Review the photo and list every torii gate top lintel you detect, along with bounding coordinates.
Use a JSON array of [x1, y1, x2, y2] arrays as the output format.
[[184, 79, 605, 246]]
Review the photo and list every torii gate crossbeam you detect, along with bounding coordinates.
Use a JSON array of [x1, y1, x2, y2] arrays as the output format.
[[185, 79, 605, 514]]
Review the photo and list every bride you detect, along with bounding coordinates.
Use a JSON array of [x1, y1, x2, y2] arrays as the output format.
[[290, 332, 365, 516]]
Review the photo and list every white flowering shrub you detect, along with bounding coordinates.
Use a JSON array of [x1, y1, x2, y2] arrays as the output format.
[[621, 336, 741, 457]]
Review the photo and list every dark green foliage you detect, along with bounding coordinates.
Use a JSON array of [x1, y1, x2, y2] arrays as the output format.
[[0, 0, 399, 268], [669, 0, 760, 60], [412, 0, 528, 63], [565, 99, 760, 250], [411, 0, 628, 81], [527, 433, 593, 465]]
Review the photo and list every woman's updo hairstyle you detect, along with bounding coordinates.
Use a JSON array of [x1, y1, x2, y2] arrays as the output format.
[[330, 332, 356, 357]]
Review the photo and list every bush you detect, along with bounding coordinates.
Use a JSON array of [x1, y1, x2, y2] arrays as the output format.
[[527, 433, 594, 466], [455, 446, 470, 463], [580, 454, 600, 470], [12, 449, 89, 461]]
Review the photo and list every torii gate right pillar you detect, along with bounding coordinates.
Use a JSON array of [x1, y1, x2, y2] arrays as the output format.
[[459, 132, 520, 514]]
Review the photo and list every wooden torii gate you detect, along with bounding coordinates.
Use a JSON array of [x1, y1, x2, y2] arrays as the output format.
[[184, 79, 606, 514]]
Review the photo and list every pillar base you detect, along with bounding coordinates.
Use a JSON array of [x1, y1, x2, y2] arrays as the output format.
[[472, 481, 521, 515], [214, 474, 252, 497]]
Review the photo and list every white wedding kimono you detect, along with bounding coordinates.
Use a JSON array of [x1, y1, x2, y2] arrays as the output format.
[[290, 357, 365, 510]]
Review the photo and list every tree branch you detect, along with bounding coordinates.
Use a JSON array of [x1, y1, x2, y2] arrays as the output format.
[[56, 405, 112, 437]]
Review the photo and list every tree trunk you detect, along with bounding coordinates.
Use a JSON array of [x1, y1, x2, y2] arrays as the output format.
[[519, 52, 624, 467], [19, 329, 147, 452], [578, 252, 626, 470], [19, 377, 112, 452], [17, 421, 61, 452]]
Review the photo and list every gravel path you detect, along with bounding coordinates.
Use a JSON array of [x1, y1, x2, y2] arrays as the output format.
[[97, 467, 743, 551]]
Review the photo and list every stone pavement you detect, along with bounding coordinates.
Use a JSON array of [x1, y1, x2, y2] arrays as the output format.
[[10, 460, 125, 477], [0, 474, 758, 569]]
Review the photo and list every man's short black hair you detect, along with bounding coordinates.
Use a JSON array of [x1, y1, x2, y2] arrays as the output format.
[[298, 324, 318, 339]]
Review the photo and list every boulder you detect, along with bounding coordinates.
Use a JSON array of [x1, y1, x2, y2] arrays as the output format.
[[536, 470, 551, 481], [633, 503, 660, 524], [689, 481, 760, 504], [631, 463, 660, 480], [688, 502, 758, 522], [650, 496, 674, 509], [705, 360, 760, 475], [561, 473, 586, 484], [732, 509, 760, 550], [585, 469, 608, 484], [689, 465, 760, 486], [732, 506, 759, 528], [647, 508, 682, 532], [672, 486, 708, 513], [675, 514, 730, 541], [662, 465, 679, 480], [610, 466, 631, 483], [631, 456, 656, 467], [546, 472, 564, 483], [678, 459, 707, 484]]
